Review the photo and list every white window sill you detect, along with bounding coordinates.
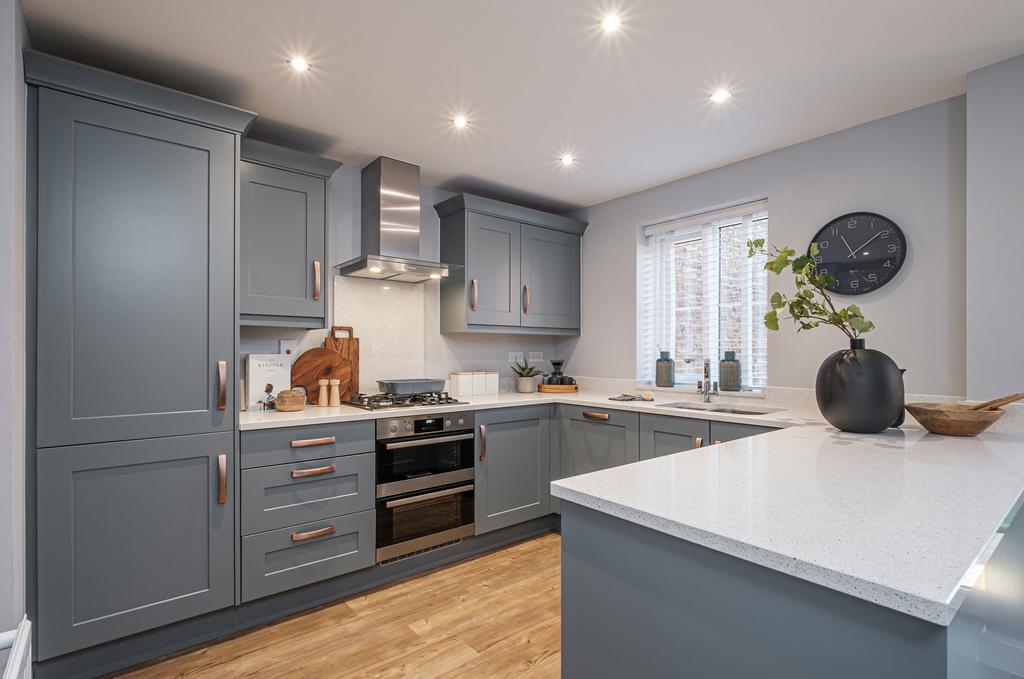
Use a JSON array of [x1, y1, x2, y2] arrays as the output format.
[[634, 382, 767, 399]]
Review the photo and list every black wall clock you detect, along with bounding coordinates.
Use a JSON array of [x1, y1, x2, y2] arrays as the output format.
[[808, 212, 907, 295]]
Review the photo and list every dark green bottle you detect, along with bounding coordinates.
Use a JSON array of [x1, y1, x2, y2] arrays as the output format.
[[720, 351, 741, 391], [655, 351, 675, 387]]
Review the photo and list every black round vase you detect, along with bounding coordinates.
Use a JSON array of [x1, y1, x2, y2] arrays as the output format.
[[815, 339, 905, 434]]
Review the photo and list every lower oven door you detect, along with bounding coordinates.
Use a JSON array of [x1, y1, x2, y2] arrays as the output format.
[[376, 483, 475, 562]]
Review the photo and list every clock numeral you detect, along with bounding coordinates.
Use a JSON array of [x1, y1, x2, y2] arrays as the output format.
[[887, 244, 897, 253], [818, 240, 829, 249], [880, 230, 890, 239], [813, 255, 823, 264], [832, 228, 838, 236], [847, 219, 857, 229], [850, 280, 860, 289], [819, 268, 827, 276], [867, 273, 878, 283], [883, 260, 892, 268]]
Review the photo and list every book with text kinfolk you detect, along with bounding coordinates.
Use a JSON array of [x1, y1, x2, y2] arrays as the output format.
[[247, 354, 291, 409]]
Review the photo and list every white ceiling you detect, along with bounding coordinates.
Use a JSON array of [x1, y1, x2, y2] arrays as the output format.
[[22, 0, 1024, 210]]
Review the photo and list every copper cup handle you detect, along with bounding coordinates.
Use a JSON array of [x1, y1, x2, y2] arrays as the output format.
[[217, 360, 227, 411], [479, 423, 488, 461], [313, 260, 322, 301], [291, 524, 336, 542], [291, 464, 336, 479], [217, 453, 227, 504], [471, 278, 478, 311]]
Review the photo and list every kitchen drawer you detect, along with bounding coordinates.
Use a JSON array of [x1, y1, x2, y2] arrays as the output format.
[[241, 452, 375, 535], [241, 509, 375, 602], [240, 421, 375, 469], [709, 421, 778, 443]]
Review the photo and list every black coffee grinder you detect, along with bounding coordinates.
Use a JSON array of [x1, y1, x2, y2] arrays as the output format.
[[545, 359, 575, 385]]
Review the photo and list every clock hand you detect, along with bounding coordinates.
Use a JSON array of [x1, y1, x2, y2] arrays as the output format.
[[848, 232, 883, 257], [840, 235, 857, 259]]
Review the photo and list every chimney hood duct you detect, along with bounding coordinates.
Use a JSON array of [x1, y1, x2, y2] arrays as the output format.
[[334, 157, 452, 283]]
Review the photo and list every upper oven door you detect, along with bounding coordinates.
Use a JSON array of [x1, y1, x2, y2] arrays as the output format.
[[376, 430, 475, 497]]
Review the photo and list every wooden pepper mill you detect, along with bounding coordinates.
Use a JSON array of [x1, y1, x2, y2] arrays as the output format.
[[317, 379, 330, 408], [328, 379, 342, 407]]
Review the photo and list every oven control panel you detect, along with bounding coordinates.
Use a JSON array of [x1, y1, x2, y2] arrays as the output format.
[[376, 411, 475, 440]]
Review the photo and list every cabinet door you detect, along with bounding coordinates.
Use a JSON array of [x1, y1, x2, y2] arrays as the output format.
[[36, 433, 235, 659], [521, 224, 581, 329], [36, 89, 235, 447], [475, 406, 551, 534], [710, 421, 778, 443], [240, 162, 326, 320], [640, 414, 711, 460], [560, 406, 640, 478], [465, 212, 521, 326]]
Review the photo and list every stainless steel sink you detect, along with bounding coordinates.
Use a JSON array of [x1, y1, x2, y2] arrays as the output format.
[[661, 402, 784, 416]]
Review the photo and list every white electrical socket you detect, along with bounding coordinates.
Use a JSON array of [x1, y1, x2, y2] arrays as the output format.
[[528, 352, 544, 363], [509, 351, 525, 363]]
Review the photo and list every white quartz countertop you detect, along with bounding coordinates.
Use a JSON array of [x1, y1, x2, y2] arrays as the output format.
[[239, 390, 815, 431], [551, 423, 1024, 626]]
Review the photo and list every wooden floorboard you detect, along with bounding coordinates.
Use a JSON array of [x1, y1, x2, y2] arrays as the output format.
[[118, 533, 562, 679]]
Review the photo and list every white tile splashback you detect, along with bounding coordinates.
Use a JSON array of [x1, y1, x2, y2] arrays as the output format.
[[334, 276, 424, 393]]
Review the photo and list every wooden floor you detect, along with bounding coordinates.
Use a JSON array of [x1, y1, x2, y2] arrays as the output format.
[[119, 533, 562, 678]]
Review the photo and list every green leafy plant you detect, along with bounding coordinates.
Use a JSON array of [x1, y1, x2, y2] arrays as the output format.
[[511, 359, 541, 378], [747, 239, 875, 340]]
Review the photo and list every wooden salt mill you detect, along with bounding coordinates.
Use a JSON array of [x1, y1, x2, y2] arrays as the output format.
[[317, 379, 330, 408], [328, 379, 342, 407]]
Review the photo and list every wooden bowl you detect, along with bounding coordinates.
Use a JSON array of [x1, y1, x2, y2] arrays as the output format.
[[538, 383, 579, 393], [904, 402, 1003, 437], [275, 390, 307, 412]]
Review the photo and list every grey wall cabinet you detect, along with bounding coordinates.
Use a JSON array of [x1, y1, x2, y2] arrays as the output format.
[[239, 141, 340, 328], [475, 406, 552, 534], [436, 194, 587, 336], [36, 433, 235, 659], [34, 87, 237, 448], [559, 405, 640, 479], [710, 421, 778, 443], [640, 414, 711, 460]]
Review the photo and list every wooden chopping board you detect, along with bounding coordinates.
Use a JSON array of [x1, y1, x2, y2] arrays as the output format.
[[324, 326, 360, 400], [291, 348, 352, 405]]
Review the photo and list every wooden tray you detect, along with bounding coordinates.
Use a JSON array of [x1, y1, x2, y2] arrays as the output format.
[[538, 384, 579, 393]]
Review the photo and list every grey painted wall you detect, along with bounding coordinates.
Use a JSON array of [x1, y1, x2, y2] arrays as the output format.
[[0, 0, 28, 631], [240, 168, 560, 384], [966, 55, 1024, 400], [562, 97, 967, 397]]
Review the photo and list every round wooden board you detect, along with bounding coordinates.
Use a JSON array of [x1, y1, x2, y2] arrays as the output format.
[[291, 348, 353, 404]]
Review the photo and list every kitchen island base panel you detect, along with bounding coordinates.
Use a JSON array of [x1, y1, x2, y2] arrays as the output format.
[[561, 502, 949, 679], [33, 516, 558, 679]]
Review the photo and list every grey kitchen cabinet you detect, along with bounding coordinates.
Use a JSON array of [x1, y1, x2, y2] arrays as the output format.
[[239, 420, 375, 469], [436, 194, 587, 336], [640, 414, 711, 460], [520, 224, 581, 329], [241, 509, 375, 602], [34, 86, 239, 448], [475, 406, 552, 534], [239, 140, 341, 328], [710, 421, 779, 443], [36, 433, 235, 659], [559, 405, 640, 479]]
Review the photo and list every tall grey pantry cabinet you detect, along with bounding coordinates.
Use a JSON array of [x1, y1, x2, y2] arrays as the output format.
[[25, 51, 256, 660], [435, 194, 587, 335]]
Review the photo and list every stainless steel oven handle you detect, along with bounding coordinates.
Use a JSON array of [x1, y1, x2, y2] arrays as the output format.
[[384, 484, 475, 509], [383, 432, 475, 450]]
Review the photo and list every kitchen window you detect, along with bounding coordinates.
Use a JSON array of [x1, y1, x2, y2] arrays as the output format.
[[638, 200, 768, 390]]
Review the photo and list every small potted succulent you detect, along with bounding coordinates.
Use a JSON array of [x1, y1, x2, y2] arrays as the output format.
[[748, 239, 905, 433], [511, 359, 542, 393]]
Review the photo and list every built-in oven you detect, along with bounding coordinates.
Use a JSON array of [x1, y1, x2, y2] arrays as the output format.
[[375, 412, 476, 562]]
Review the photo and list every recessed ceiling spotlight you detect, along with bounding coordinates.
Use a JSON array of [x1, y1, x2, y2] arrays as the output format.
[[452, 115, 469, 129], [288, 56, 310, 72], [710, 88, 732, 103], [560, 154, 576, 167], [600, 14, 622, 32]]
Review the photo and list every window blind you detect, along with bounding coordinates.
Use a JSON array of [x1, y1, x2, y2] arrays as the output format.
[[638, 205, 768, 389]]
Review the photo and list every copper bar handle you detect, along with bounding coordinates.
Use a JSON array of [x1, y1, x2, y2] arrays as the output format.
[[291, 464, 336, 479], [217, 360, 227, 411], [291, 524, 336, 542], [313, 260, 322, 301], [470, 278, 478, 311], [217, 453, 227, 504], [479, 424, 487, 461], [523, 284, 531, 315], [582, 411, 610, 421], [290, 436, 336, 449], [694, 437, 703, 448]]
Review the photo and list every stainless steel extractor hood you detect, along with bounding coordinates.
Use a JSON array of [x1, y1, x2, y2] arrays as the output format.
[[334, 157, 452, 283]]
